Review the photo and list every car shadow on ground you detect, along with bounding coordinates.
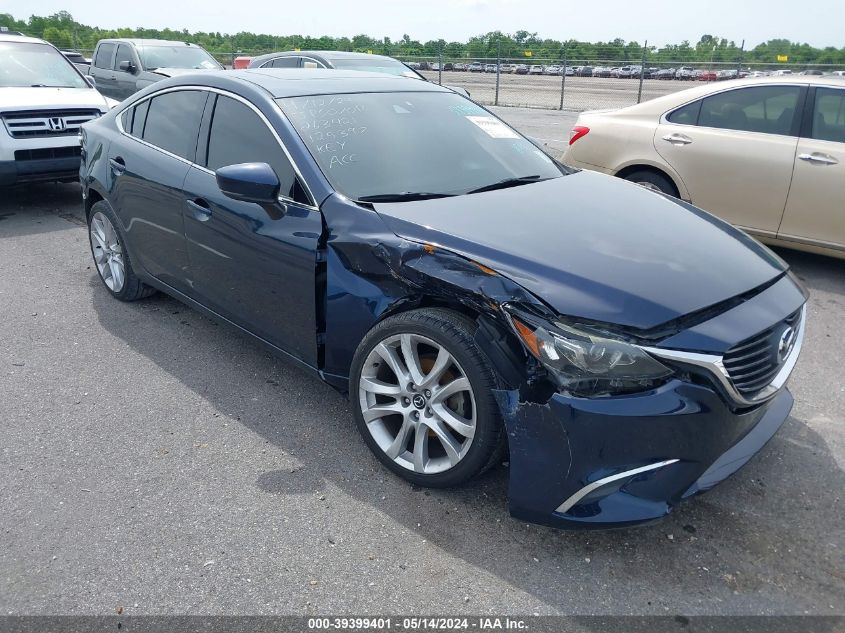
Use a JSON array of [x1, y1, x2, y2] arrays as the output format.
[[87, 247, 845, 612], [0, 182, 85, 238]]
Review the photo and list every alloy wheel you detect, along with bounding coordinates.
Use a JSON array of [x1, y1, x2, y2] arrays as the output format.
[[358, 333, 477, 475], [89, 211, 126, 292]]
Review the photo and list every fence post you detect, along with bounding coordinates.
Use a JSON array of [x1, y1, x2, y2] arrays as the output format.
[[559, 46, 567, 110], [637, 40, 647, 103], [438, 45, 443, 85], [494, 39, 501, 106]]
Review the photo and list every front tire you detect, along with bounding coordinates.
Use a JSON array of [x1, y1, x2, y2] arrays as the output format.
[[622, 170, 678, 197], [350, 308, 505, 488], [88, 201, 156, 301]]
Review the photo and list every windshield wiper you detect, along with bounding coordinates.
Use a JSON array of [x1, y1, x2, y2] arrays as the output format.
[[466, 175, 548, 195], [357, 192, 456, 203]]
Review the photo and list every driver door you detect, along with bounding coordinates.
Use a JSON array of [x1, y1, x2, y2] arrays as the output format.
[[112, 43, 140, 100], [181, 93, 322, 366]]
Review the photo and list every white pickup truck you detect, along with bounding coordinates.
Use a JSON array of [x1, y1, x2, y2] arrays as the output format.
[[0, 33, 116, 186]]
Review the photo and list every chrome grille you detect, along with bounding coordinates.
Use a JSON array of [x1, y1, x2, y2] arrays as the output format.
[[723, 309, 802, 396], [1, 109, 100, 139]]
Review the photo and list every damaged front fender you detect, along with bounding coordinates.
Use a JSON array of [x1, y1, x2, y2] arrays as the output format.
[[319, 194, 547, 392]]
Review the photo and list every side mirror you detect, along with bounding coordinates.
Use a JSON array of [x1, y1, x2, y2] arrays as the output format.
[[84, 75, 96, 88], [118, 60, 136, 73], [216, 162, 283, 215]]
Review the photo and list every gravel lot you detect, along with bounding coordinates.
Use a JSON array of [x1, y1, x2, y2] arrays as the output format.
[[421, 71, 697, 110], [0, 109, 843, 616]]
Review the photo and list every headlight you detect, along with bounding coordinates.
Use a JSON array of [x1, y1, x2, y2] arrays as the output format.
[[505, 306, 672, 397]]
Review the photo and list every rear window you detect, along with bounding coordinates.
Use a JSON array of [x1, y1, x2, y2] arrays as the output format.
[[141, 90, 207, 160], [811, 87, 845, 143], [667, 100, 702, 125], [93, 43, 115, 69]]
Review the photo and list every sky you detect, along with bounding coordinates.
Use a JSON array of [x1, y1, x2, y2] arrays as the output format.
[[3, 0, 844, 49]]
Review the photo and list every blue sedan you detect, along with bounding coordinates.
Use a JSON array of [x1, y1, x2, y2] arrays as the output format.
[[79, 70, 807, 529]]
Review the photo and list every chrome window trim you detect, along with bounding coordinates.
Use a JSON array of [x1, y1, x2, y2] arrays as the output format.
[[555, 459, 680, 514], [114, 84, 319, 210], [643, 304, 806, 407]]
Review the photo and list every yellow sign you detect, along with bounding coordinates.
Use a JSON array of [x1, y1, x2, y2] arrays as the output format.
[[367, 49, 373, 54], [294, 47, 300, 52], [777, 54, 788, 62], [524, 51, 533, 57]]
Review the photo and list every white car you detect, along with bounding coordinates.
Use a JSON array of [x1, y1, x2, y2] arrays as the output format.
[[544, 65, 561, 75], [528, 65, 544, 75], [1, 34, 116, 186]]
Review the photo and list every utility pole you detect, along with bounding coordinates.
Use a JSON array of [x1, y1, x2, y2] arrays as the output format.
[[559, 45, 567, 111], [438, 42, 443, 85], [637, 40, 647, 103], [495, 38, 501, 106]]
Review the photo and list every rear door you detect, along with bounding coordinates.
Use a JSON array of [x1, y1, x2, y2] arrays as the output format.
[[181, 93, 322, 365], [654, 84, 804, 234], [778, 85, 845, 252], [89, 42, 117, 98], [111, 89, 208, 293]]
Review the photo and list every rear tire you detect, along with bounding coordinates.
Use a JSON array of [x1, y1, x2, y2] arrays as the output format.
[[350, 308, 506, 488], [88, 201, 156, 302], [622, 170, 678, 197]]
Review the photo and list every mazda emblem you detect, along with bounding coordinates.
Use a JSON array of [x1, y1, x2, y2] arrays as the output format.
[[777, 326, 796, 363]]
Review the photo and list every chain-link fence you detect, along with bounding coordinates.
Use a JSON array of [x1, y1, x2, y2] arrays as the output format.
[[400, 55, 844, 111], [70, 47, 844, 113]]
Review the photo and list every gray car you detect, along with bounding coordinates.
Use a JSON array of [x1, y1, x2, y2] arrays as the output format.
[[88, 38, 223, 100], [247, 50, 470, 98]]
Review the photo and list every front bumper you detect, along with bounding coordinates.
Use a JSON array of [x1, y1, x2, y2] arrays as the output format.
[[495, 381, 793, 529], [0, 155, 81, 186]]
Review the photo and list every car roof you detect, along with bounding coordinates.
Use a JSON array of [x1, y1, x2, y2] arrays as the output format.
[[172, 68, 449, 98], [622, 74, 845, 114], [98, 38, 206, 47], [0, 33, 49, 45], [249, 50, 399, 65]]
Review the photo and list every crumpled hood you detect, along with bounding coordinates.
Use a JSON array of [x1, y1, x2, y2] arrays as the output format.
[[372, 170, 788, 330], [0, 87, 109, 111]]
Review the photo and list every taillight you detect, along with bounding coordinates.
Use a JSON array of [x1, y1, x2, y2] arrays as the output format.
[[569, 126, 590, 145]]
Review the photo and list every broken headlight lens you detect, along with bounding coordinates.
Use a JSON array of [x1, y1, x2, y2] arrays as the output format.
[[505, 307, 673, 397]]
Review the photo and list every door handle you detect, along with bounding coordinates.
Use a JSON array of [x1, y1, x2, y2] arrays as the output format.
[[798, 152, 838, 165], [186, 198, 212, 221], [662, 133, 693, 145], [108, 157, 125, 175]]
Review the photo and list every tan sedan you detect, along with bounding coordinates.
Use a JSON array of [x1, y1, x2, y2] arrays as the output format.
[[562, 76, 845, 258]]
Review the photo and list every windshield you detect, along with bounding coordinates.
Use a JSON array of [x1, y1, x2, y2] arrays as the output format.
[[328, 57, 422, 79], [278, 91, 563, 200], [0, 42, 88, 88], [137, 45, 222, 71]]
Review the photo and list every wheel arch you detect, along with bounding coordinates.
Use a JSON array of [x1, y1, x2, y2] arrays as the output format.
[[614, 163, 685, 199]]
